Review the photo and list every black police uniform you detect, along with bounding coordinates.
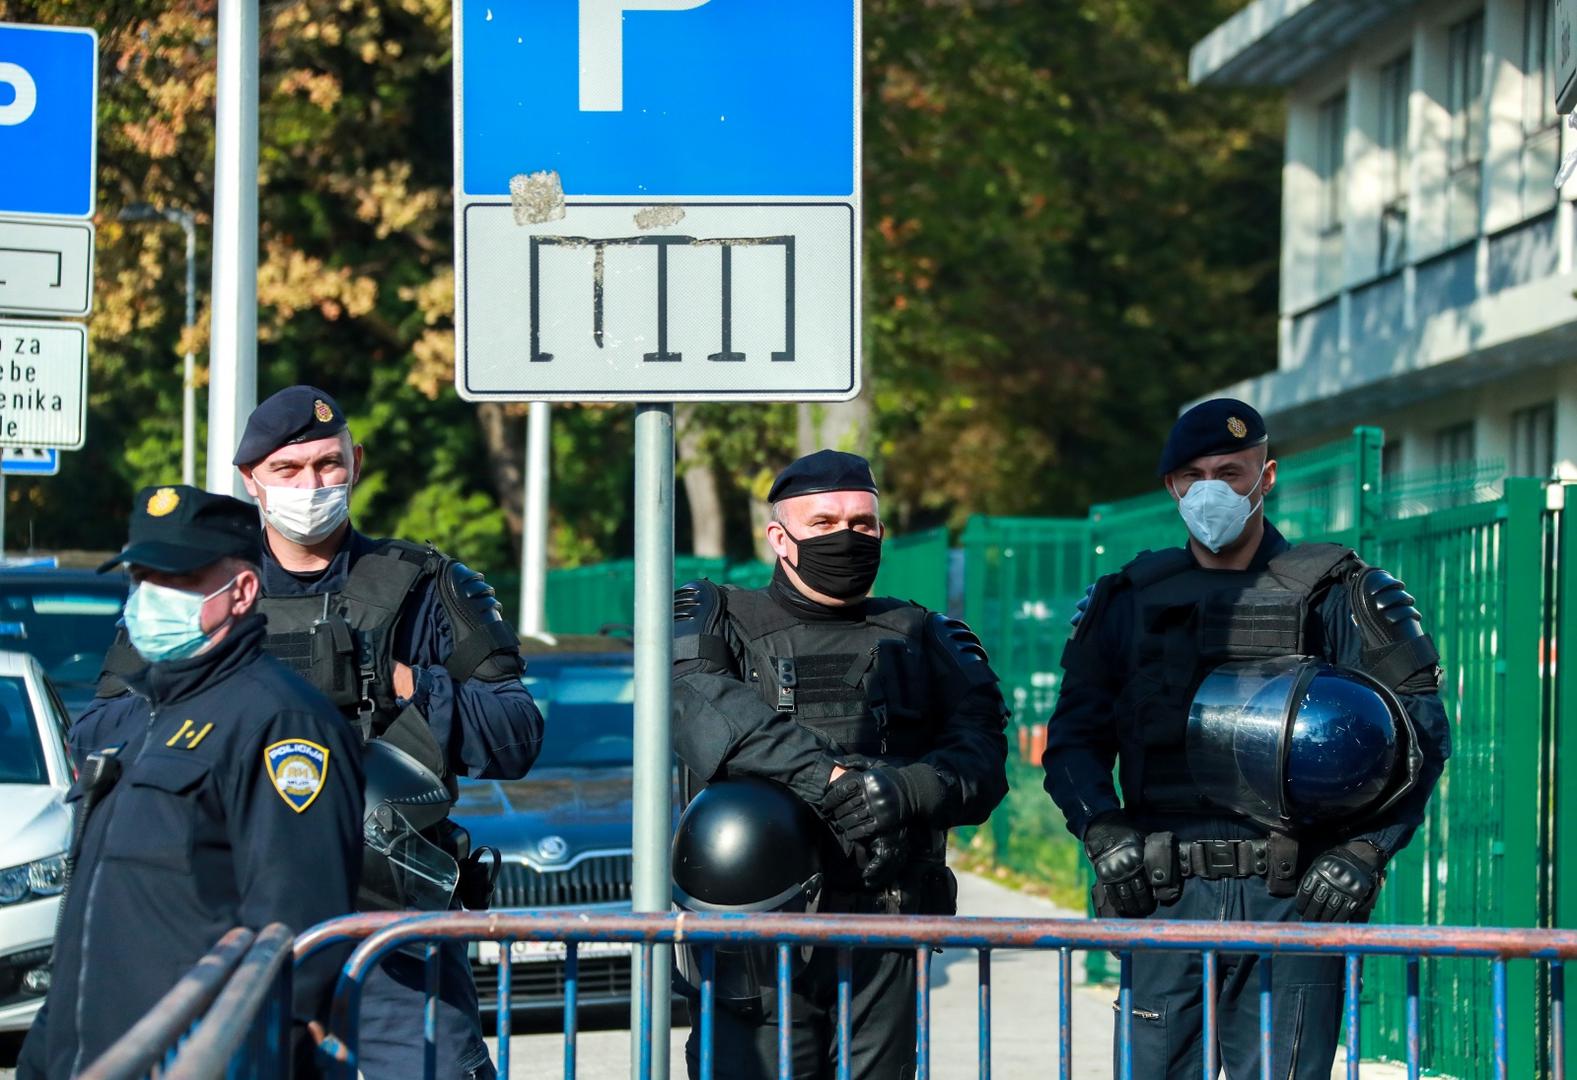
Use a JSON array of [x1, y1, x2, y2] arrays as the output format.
[[1042, 403, 1452, 1080], [90, 389, 545, 1080], [18, 487, 364, 1080], [671, 451, 1010, 1080]]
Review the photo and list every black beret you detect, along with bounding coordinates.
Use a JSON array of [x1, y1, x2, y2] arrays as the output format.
[[767, 449, 878, 503], [1157, 398, 1268, 476], [232, 385, 349, 466], [99, 485, 263, 574]]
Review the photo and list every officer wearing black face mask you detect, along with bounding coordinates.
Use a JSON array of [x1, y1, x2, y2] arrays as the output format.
[[1042, 400, 1452, 1080], [671, 449, 1010, 1080]]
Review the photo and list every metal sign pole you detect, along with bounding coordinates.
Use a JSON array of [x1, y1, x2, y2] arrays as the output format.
[[630, 402, 674, 1080], [205, 0, 258, 496], [520, 401, 551, 637]]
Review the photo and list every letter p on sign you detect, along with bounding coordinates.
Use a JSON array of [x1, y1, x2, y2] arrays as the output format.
[[0, 61, 37, 126], [579, 0, 709, 112]]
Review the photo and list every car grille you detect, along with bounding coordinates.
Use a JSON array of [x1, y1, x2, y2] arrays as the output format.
[[492, 854, 633, 908], [472, 955, 632, 1009]]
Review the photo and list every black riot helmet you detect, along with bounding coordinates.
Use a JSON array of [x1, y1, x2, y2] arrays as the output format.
[[672, 779, 824, 1009], [1186, 656, 1422, 833], [359, 739, 460, 912]]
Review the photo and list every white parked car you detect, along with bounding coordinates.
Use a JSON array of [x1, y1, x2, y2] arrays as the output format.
[[0, 650, 73, 1032]]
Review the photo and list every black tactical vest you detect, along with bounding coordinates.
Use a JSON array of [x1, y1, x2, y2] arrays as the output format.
[[1113, 542, 1357, 815], [722, 587, 934, 762], [257, 541, 455, 798]]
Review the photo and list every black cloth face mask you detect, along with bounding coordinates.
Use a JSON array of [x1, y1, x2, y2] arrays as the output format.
[[782, 526, 883, 601]]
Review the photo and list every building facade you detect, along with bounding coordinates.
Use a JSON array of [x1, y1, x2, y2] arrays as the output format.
[[1191, 0, 1575, 483]]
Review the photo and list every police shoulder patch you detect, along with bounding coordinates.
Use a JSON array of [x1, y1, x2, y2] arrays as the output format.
[[264, 738, 329, 813]]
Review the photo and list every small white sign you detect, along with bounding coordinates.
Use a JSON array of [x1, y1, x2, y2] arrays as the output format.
[[0, 319, 86, 449], [475, 940, 633, 965], [0, 217, 93, 317]]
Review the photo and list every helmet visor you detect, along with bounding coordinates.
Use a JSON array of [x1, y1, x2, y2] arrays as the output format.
[[1186, 656, 1310, 828], [363, 803, 460, 912]]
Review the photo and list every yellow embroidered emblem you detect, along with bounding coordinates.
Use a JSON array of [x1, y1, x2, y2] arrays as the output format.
[[1227, 416, 1248, 439], [264, 739, 330, 813], [146, 487, 180, 517], [165, 719, 215, 750], [313, 398, 334, 423]]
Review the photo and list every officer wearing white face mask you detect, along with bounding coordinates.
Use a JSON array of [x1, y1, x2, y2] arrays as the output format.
[[90, 386, 544, 1080], [22, 485, 362, 1080], [1042, 399, 1451, 1080]]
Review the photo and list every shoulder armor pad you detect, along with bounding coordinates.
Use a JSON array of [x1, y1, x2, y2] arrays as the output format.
[[1069, 582, 1096, 628], [674, 580, 734, 672], [924, 611, 998, 687], [1349, 566, 1440, 692], [435, 557, 523, 683]]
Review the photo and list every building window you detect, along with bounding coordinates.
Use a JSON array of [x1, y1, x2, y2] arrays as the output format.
[[1447, 12, 1486, 246], [1523, 0, 1560, 216], [1316, 91, 1348, 295], [1378, 54, 1412, 274], [1436, 421, 1477, 468], [1511, 402, 1556, 477]]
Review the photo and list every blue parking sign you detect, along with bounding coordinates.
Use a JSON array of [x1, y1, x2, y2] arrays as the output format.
[[458, 0, 855, 198], [0, 23, 97, 218]]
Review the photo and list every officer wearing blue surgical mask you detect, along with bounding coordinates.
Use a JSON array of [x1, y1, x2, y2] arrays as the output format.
[[1041, 399, 1452, 1080], [87, 386, 544, 1080], [20, 485, 362, 1080]]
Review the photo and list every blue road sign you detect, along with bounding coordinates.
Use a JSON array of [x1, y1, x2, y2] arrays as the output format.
[[458, 0, 855, 198], [0, 23, 98, 218], [1, 448, 59, 476]]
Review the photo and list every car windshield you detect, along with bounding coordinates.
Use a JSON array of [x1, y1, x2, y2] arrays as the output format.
[[0, 676, 45, 784], [0, 582, 126, 687], [525, 661, 634, 768]]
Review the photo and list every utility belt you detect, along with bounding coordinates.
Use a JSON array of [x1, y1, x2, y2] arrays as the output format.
[[843, 857, 958, 918], [1097, 833, 1302, 915]]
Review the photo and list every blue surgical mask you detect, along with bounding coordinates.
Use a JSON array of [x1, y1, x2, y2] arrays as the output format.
[[123, 577, 236, 663], [1175, 464, 1267, 554]]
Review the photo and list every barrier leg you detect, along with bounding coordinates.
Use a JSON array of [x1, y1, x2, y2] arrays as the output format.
[[916, 946, 931, 1080], [777, 944, 793, 1080], [1344, 954, 1360, 1080], [564, 943, 579, 1080], [1406, 956, 1420, 1080], [1117, 953, 1133, 1080], [699, 946, 715, 1080], [1202, 951, 1217, 1080], [837, 949, 852, 1080], [1552, 960, 1565, 1080], [977, 949, 990, 1080], [1258, 956, 1272, 1080], [424, 944, 440, 1080], [498, 941, 512, 1080], [1058, 948, 1072, 1080], [1494, 958, 1508, 1080]]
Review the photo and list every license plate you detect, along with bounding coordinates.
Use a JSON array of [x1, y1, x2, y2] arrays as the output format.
[[476, 940, 633, 965]]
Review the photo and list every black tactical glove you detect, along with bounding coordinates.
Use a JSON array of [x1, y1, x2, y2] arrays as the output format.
[[1297, 841, 1385, 923], [1083, 811, 1155, 919], [818, 765, 911, 842], [859, 832, 908, 891]]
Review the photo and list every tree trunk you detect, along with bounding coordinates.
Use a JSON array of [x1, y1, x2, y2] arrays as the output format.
[[475, 402, 525, 540], [676, 404, 726, 557], [796, 394, 872, 456]]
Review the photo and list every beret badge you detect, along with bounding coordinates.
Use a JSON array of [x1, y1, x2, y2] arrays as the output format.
[[1227, 416, 1248, 439], [146, 487, 181, 517]]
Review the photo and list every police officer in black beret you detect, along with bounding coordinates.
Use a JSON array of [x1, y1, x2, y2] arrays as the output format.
[[672, 449, 1010, 1079], [1043, 400, 1452, 1079], [19, 486, 363, 1079], [89, 386, 544, 1080]]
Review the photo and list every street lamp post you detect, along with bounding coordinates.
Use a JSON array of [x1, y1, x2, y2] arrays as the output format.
[[119, 204, 199, 486]]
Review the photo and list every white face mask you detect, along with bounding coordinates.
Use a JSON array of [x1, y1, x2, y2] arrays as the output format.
[[1174, 464, 1267, 554], [259, 482, 351, 545]]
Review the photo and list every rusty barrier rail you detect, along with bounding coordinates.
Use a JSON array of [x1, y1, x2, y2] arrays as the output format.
[[294, 911, 1577, 1080], [80, 924, 293, 1080]]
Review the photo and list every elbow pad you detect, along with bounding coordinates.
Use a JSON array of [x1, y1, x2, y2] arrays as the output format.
[[1349, 567, 1441, 693], [674, 580, 735, 674]]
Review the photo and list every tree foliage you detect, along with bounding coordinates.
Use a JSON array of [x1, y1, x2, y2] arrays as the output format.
[[0, 0, 1280, 564]]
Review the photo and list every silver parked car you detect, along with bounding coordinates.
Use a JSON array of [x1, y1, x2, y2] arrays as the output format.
[[0, 650, 74, 1032]]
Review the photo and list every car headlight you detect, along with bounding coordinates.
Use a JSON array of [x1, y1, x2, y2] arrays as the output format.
[[0, 854, 67, 904]]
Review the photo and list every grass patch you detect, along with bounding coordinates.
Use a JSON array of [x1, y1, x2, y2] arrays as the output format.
[[951, 757, 1088, 912]]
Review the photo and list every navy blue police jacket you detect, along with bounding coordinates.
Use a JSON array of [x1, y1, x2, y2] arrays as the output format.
[[1042, 521, 1452, 859], [24, 613, 363, 1078]]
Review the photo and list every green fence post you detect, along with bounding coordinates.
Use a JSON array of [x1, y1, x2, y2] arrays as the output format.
[[1353, 426, 1384, 546], [1504, 478, 1545, 1078]]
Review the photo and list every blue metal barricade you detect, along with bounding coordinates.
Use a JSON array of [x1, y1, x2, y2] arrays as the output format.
[[293, 910, 1577, 1080], [81, 923, 294, 1080]]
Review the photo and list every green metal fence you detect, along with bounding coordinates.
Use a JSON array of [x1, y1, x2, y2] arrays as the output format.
[[541, 527, 951, 634]]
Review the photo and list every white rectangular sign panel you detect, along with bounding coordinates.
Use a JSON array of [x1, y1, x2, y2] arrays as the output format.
[[0, 319, 86, 448], [452, 0, 860, 402], [0, 217, 93, 317]]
